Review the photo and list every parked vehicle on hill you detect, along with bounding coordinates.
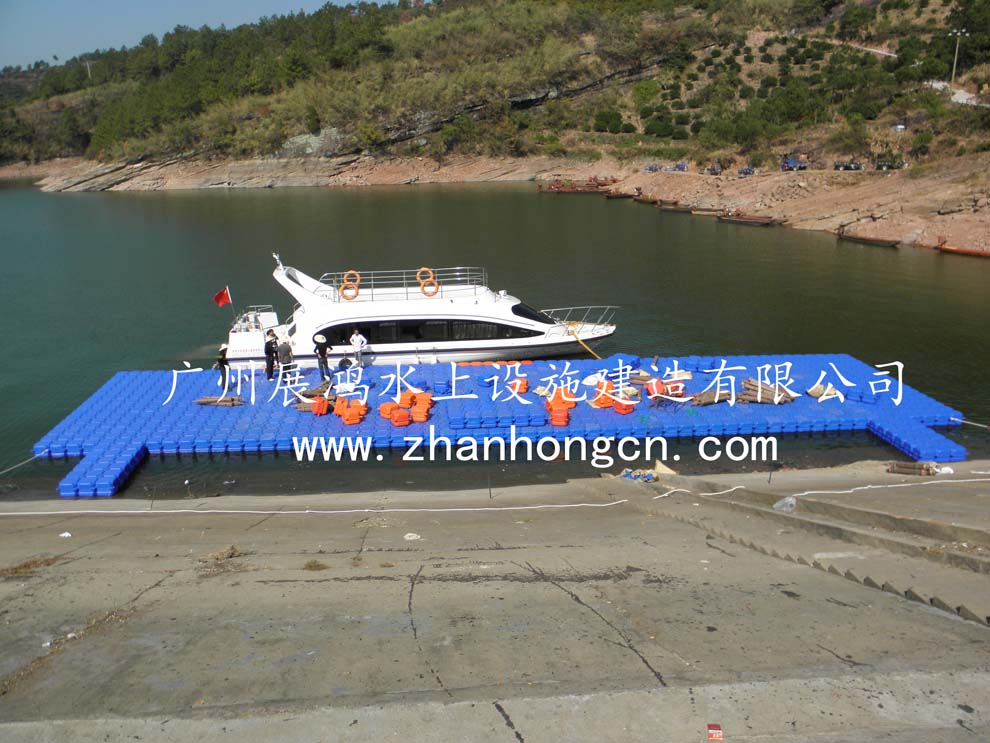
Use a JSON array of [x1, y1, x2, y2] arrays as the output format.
[[875, 159, 906, 171], [780, 152, 808, 172], [833, 160, 864, 171]]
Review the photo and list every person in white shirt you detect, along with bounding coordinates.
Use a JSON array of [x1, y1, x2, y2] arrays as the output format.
[[350, 328, 368, 368]]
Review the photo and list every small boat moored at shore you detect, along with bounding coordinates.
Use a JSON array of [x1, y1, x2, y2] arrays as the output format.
[[834, 229, 900, 248], [716, 212, 783, 227], [936, 242, 990, 258]]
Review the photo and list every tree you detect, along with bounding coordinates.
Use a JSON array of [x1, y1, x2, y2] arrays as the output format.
[[838, 5, 877, 41], [305, 104, 320, 135], [56, 108, 89, 153]]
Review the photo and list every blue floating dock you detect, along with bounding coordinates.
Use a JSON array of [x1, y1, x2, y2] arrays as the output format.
[[32, 353, 966, 497]]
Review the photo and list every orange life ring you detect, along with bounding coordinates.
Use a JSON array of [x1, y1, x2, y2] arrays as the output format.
[[416, 267, 435, 284], [340, 282, 359, 300], [343, 270, 361, 285], [420, 279, 439, 297]]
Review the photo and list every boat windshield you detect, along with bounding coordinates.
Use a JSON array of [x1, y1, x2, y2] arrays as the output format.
[[511, 303, 555, 325]]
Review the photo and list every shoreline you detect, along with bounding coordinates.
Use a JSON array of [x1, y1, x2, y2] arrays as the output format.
[[1, 151, 988, 252]]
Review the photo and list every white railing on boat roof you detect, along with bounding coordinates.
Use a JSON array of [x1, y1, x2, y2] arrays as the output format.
[[316, 266, 489, 301], [541, 306, 619, 327], [320, 266, 488, 290]]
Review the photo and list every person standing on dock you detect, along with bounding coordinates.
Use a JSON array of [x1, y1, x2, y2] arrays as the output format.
[[313, 334, 331, 381], [277, 336, 294, 369], [350, 328, 368, 369], [264, 329, 278, 381], [213, 344, 229, 390]]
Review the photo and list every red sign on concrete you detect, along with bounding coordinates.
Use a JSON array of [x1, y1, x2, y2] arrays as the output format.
[[707, 723, 724, 741]]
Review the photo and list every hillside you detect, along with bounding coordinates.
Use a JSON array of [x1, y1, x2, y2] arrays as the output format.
[[1, 0, 988, 171]]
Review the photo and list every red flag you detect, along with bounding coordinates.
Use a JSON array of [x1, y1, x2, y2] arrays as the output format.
[[213, 286, 232, 308]]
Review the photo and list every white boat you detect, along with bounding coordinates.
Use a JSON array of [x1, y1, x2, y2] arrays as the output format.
[[225, 254, 617, 369]]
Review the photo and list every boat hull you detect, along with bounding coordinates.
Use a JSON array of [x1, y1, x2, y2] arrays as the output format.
[[228, 333, 615, 371], [717, 215, 781, 226], [937, 245, 990, 258], [837, 234, 899, 248]]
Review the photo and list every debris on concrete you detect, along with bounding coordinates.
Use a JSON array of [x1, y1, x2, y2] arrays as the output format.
[[0, 556, 61, 578], [772, 496, 797, 513]]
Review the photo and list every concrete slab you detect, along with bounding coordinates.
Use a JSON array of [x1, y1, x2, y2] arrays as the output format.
[[0, 479, 988, 742]]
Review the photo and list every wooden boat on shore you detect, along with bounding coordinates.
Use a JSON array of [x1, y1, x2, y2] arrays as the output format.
[[717, 213, 782, 227], [632, 195, 657, 205], [604, 191, 632, 199], [657, 203, 693, 212], [691, 207, 722, 216], [658, 199, 679, 206], [937, 243, 990, 258], [835, 231, 900, 248]]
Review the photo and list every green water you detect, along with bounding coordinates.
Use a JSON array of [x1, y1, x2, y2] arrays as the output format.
[[1, 180, 988, 494]]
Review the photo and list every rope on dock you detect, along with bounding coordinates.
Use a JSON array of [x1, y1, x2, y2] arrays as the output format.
[[951, 417, 990, 431], [568, 326, 602, 360], [0, 450, 48, 478]]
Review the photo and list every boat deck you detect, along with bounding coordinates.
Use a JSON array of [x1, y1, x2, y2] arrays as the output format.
[[33, 353, 966, 498]]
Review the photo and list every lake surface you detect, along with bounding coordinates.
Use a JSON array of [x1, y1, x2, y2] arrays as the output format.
[[1, 179, 988, 497]]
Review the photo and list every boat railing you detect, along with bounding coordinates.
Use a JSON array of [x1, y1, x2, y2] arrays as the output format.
[[317, 266, 489, 301], [541, 305, 619, 330]]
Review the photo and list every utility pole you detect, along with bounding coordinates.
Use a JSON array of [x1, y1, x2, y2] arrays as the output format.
[[84, 60, 91, 80], [949, 29, 969, 87]]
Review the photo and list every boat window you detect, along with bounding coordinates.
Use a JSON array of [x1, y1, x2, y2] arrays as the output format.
[[287, 324, 296, 337], [376, 321, 398, 343], [421, 320, 449, 342], [451, 320, 542, 341], [316, 319, 542, 346], [510, 303, 555, 325]]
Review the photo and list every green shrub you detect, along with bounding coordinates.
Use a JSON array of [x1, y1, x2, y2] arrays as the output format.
[[644, 117, 674, 137], [671, 126, 689, 139], [593, 109, 623, 134], [632, 80, 661, 110]]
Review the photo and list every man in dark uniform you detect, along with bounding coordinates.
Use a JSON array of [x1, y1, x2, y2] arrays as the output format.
[[213, 344, 229, 390], [313, 333, 331, 381], [264, 329, 278, 381]]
